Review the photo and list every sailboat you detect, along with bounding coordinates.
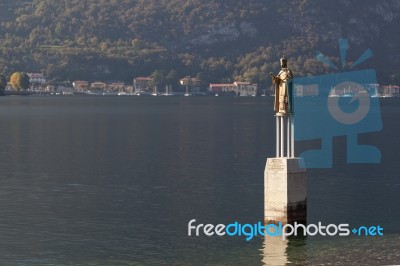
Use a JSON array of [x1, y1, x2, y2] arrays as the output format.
[[184, 82, 191, 96], [162, 85, 173, 96], [151, 85, 158, 96], [261, 89, 266, 97]]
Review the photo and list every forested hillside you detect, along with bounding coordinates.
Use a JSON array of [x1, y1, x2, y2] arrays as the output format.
[[0, 0, 399, 86]]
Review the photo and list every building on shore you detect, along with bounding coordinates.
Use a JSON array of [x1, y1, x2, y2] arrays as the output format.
[[91, 81, 107, 91], [234, 82, 258, 96], [379, 85, 400, 97], [179, 76, 198, 86], [72, 81, 89, 92], [27, 73, 46, 85], [209, 83, 237, 95], [294, 84, 319, 97], [108, 82, 127, 92], [295, 83, 381, 97], [209, 82, 258, 96], [133, 77, 152, 94], [73, 80, 132, 94], [180, 76, 200, 94]]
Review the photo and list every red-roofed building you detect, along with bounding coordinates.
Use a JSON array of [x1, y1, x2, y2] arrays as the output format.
[[91, 82, 107, 90], [73, 80, 89, 92], [108, 82, 126, 92]]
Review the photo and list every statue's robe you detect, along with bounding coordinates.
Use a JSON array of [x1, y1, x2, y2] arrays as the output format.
[[274, 68, 293, 114]]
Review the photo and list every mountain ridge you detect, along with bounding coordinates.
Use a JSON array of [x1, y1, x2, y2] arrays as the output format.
[[0, 0, 399, 86]]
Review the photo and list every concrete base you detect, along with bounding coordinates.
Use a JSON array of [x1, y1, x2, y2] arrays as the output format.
[[264, 157, 307, 225]]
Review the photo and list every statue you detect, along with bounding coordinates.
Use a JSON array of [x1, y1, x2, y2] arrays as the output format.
[[270, 57, 293, 115]]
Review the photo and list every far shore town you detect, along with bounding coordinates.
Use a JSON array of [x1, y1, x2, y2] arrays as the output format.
[[5, 72, 400, 98]]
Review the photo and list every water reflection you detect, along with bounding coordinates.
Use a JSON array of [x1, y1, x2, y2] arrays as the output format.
[[262, 235, 307, 265], [262, 236, 288, 265]]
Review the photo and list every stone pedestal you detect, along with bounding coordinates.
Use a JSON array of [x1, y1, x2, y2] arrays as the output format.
[[264, 157, 307, 225]]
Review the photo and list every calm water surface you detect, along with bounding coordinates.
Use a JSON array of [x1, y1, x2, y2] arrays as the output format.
[[0, 96, 398, 265]]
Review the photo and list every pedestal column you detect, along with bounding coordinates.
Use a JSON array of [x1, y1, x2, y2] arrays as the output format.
[[265, 114, 307, 225], [264, 157, 307, 224]]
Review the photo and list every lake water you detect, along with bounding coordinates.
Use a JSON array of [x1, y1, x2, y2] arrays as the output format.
[[0, 96, 398, 265]]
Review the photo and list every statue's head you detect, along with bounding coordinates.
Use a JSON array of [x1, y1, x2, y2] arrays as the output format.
[[280, 57, 287, 68]]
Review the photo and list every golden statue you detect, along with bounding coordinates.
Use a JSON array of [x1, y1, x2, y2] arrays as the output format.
[[270, 57, 293, 115]]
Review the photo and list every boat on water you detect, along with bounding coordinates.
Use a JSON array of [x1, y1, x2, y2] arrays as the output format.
[[151, 86, 158, 96], [342, 93, 353, 97], [239, 94, 256, 97], [85, 90, 101, 95], [261, 89, 266, 96], [118, 91, 140, 96], [102, 91, 118, 96], [183, 81, 191, 96], [161, 85, 174, 96]]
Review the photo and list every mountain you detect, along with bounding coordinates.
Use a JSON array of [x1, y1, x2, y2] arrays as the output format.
[[0, 0, 399, 87]]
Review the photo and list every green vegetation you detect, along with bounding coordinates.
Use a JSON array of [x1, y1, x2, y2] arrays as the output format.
[[0, 0, 399, 86], [0, 74, 7, 95]]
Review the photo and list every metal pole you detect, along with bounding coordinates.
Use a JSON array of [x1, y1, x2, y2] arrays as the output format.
[[287, 115, 290, 158], [280, 116, 284, 157], [291, 116, 295, 158], [276, 116, 279, 157]]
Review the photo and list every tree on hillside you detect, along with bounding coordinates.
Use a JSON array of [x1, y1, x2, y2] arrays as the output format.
[[10, 72, 20, 91], [150, 70, 165, 88], [195, 72, 208, 90], [243, 67, 259, 84], [10, 72, 30, 91], [0, 74, 7, 95], [165, 70, 178, 88]]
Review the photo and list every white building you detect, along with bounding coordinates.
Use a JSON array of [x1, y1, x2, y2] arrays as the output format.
[[209, 83, 237, 94], [234, 82, 258, 96], [27, 73, 46, 84], [209, 82, 258, 96]]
